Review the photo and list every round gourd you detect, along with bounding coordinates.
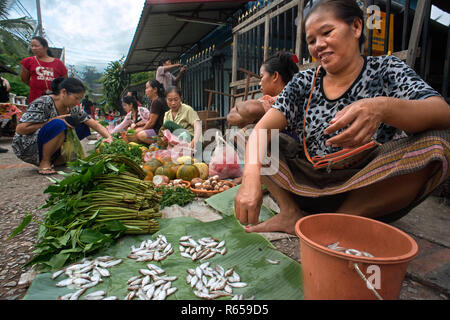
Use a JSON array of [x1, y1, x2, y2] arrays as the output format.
[[143, 170, 154, 181], [155, 163, 179, 180], [193, 162, 209, 180], [145, 158, 163, 174], [176, 164, 200, 181], [176, 156, 195, 165]]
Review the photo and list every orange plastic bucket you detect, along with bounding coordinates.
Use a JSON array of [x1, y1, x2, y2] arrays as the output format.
[[295, 213, 418, 300]]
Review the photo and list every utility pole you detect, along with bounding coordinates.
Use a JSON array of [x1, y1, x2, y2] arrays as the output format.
[[36, 0, 43, 36]]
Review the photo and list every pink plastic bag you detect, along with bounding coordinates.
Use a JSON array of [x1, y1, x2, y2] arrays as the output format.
[[163, 129, 194, 159], [208, 133, 242, 179], [143, 150, 173, 162]]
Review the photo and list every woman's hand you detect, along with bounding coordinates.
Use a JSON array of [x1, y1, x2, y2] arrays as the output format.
[[104, 136, 114, 144], [324, 97, 384, 148], [130, 123, 136, 129], [234, 169, 263, 225]]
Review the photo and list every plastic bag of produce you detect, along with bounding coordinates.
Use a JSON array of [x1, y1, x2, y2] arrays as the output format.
[[61, 128, 85, 162], [208, 132, 242, 179]]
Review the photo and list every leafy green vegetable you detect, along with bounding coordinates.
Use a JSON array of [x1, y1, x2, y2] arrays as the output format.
[[157, 186, 195, 209], [10, 154, 161, 271], [8, 212, 33, 239], [95, 137, 142, 165]]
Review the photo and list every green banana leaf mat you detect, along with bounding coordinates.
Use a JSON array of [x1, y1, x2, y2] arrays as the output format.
[[23, 186, 304, 300]]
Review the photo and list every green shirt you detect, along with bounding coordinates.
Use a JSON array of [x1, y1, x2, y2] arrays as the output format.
[[163, 103, 200, 136]]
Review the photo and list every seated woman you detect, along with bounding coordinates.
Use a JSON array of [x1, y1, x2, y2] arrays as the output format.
[[12, 77, 113, 175], [110, 96, 150, 135], [227, 51, 299, 129], [234, 0, 450, 234], [161, 86, 202, 153], [136, 80, 169, 145]]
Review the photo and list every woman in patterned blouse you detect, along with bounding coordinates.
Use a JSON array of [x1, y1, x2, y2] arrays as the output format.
[[13, 77, 113, 175], [234, 0, 450, 234]]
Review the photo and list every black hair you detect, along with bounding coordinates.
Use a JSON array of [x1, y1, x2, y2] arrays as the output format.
[[262, 51, 300, 84], [123, 95, 138, 113], [159, 57, 171, 66], [50, 77, 86, 95], [31, 36, 53, 57], [304, 0, 366, 47], [148, 79, 166, 98], [165, 86, 182, 98]]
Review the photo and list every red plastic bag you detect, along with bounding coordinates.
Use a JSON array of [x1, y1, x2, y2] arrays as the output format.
[[208, 132, 242, 179]]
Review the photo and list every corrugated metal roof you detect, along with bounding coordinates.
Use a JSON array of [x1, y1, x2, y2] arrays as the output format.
[[123, 0, 248, 74]]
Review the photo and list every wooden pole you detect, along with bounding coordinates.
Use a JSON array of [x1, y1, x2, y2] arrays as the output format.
[[406, 0, 429, 68], [231, 33, 238, 95], [264, 15, 270, 61], [295, 0, 305, 63]]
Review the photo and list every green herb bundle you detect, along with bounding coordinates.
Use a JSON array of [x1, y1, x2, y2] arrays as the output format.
[[94, 137, 143, 165], [156, 186, 196, 209], [10, 154, 161, 271]]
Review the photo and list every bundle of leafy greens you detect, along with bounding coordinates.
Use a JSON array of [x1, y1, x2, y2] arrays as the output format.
[[156, 186, 196, 209], [95, 137, 143, 165], [10, 154, 161, 271]]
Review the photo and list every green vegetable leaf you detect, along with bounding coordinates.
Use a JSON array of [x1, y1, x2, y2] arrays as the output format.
[[8, 212, 33, 239]]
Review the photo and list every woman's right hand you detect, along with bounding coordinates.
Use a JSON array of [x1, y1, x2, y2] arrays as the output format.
[[234, 169, 263, 225]]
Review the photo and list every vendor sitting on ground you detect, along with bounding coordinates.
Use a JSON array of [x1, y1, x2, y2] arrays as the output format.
[[234, 0, 450, 235], [136, 79, 169, 145], [227, 51, 299, 129], [161, 86, 202, 153], [12, 77, 113, 175], [110, 96, 150, 135]]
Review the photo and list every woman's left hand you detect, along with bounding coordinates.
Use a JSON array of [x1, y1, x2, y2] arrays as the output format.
[[324, 97, 384, 148]]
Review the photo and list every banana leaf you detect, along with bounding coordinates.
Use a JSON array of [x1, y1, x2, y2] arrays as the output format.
[[23, 216, 303, 300], [205, 184, 275, 222]]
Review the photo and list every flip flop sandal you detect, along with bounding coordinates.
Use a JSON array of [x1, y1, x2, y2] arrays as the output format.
[[38, 167, 57, 175]]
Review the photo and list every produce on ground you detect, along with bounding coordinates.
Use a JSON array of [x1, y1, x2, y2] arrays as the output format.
[[95, 137, 143, 165], [190, 175, 234, 192], [176, 164, 200, 181], [10, 154, 162, 271], [156, 185, 196, 209]]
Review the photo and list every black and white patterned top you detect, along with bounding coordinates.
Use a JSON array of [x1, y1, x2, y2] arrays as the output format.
[[272, 55, 441, 157], [12, 95, 90, 165]]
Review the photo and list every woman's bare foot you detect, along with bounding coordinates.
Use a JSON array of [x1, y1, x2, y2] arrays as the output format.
[[244, 208, 305, 235]]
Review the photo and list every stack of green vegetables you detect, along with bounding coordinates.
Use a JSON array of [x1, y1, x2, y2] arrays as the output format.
[[95, 137, 143, 164], [10, 154, 162, 271]]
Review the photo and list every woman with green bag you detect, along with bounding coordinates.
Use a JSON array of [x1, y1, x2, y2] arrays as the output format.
[[12, 77, 113, 175]]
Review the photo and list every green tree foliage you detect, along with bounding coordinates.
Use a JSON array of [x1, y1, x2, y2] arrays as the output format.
[[100, 57, 127, 112], [0, 0, 35, 97]]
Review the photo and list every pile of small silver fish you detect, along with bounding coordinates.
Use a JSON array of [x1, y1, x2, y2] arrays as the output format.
[[127, 234, 174, 262], [327, 242, 374, 258], [186, 262, 248, 300], [179, 235, 227, 261], [125, 263, 178, 300], [53, 256, 122, 300]]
